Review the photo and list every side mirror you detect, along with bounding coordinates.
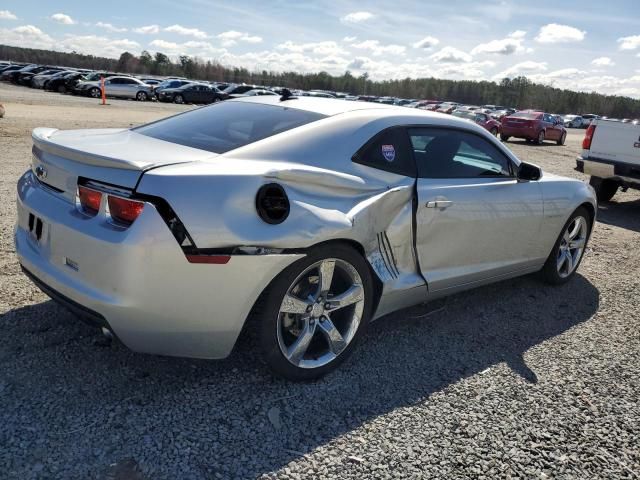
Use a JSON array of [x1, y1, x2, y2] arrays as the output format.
[[517, 161, 542, 181]]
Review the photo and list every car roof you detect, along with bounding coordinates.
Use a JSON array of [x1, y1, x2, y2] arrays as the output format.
[[229, 95, 494, 131]]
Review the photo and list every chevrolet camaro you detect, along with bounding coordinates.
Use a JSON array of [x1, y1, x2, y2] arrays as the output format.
[[15, 95, 596, 380]]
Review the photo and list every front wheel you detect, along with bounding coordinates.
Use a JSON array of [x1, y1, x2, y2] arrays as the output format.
[[540, 207, 591, 285], [500, 134, 510, 142], [589, 176, 618, 202], [536, 130, 545, 145], [557, 132, 566, 146], [136, 91, 148, 101], [490, 127, 498, 136], [259, 244, 374, 381], [174, 94, 184, 104], [89, 87, 101, 98], [57, 84, 67, 94]]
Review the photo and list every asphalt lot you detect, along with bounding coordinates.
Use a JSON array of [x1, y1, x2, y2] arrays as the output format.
[[0, 82, 639, 480]]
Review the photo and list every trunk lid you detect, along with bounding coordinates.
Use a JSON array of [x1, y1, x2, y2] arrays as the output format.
[[32, 127, 217, 202]]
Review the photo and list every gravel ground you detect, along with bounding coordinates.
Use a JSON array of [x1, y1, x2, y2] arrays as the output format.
[[0, 83, 639, 480]]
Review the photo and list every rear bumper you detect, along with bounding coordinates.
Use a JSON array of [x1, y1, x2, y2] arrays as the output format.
[[501, 126, 537, 138], [576, 156, 640, 188], [15, 170, 303, 359]]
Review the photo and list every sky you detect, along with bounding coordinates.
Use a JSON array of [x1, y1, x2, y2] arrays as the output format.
[[1, 0, 640, 98]]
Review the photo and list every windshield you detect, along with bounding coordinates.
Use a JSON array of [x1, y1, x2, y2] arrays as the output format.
[[135, 101, 326, 154]]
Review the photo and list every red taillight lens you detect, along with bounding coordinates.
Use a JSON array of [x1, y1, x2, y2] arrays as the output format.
[[582, 125, 596, 150], [108, 196, 144, 225], [78, 186, 102, 215]]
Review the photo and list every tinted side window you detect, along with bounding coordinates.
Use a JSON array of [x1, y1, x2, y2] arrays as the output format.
[[409, 128, 513, 179], [352, 128, 416, 177]]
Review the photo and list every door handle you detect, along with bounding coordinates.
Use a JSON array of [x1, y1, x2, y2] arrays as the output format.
[[426, 200, 453, 208]]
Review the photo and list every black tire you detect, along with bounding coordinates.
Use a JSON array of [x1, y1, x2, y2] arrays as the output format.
[[490, 127, 498, 136], [89, 87, 101, 98], [57, 84, 67, 94], [557, 131, 566, 146], [500, 134, 510, 142], [540, 206, 592, 285], [536, 130, 545, 145], [589, 176, 618, 202], [174, 94, 184, 104], [136, 91, 148, 101], [258, 243, 374, 381]]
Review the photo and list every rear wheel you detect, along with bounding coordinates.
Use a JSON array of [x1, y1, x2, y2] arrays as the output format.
[[540, 207, 591, 285], [589, 176, 618, 202], [490, 127, 498, 136], [259, 244, 374, 381], [537, 130, 545, 145], [500, 134, 510, 142], [57, 84, 67, 94], [174, 94, 184, 104]]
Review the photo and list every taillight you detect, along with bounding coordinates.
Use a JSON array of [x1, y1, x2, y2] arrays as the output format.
[[108, 196, 144, 225], [78, 186, 102, 215], [582, 125, 596, 150]]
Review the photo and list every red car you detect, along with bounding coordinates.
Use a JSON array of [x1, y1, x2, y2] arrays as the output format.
[[500, 111, 567, 145], [452, 110, 501, 136]]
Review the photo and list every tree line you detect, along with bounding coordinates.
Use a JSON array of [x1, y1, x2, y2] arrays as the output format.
[[1, 44, 639, 117]]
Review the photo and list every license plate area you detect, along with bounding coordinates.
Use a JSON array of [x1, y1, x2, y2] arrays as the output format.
[[28, 212, 46, 244]]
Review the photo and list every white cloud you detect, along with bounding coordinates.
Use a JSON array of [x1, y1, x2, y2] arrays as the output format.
[[217, 30, 262, 47], [0, 25, 55, 49], [278, 41, 345, 57], [60, 35, 140, 57], [133, 25, 159, 34], [95, 22, 127, 33], [340, 11, 374, 24], [0, 10, 17, 20], [535, 23, 585, 43], [471, 31, 528, 55], [429, 46, 472, 63], [51, 13, 76, 25], [413, 36, 439, 50], [164, 24, 208, 39], [149, 39, 181, 51], [343, 36, 357, 43], [493, 61, 548, 79], [617, 35, 640, 51], [351, 39, 405, 56], [591, 56, 615, 67]]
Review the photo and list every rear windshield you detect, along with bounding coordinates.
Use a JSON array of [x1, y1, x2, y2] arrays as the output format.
[[509, 112, 541, 119], [135, 101, 326, 154]]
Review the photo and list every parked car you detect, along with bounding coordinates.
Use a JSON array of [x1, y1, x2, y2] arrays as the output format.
[[452, 109, 501, 136], [581, 114, 599, 127], [501, 111, 567, 145], [17, 97, 596, 380], [576, 119, 640, 202], [435, 102, 459, 114], [563, 115, 584, 128], [153, 79, 193, 98], [157, 83, 226, 104], [77, 76, 153, 101], [44, 71, 85, 94], [30, 69, 70, 88], [6, 65, 47, 84], [222, 84, 262, 96], [0, 63, 27, 76], [227, 88, 277, 99]]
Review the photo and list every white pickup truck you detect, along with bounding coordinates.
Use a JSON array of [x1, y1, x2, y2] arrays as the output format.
[[576, 119, 640, 201]]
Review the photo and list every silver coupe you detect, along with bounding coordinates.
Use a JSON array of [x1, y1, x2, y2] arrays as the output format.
[[15, 95, 597, 380]]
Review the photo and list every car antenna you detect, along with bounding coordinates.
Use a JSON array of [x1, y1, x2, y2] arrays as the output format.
[[280, 88, 297, 101]]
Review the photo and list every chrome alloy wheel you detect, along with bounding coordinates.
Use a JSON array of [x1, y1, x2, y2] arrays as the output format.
[[557, 216, 588, 278], [277, 259, 365, 369]]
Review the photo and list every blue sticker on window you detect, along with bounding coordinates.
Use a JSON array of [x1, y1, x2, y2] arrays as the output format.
[[381, 144, 395, 162]]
